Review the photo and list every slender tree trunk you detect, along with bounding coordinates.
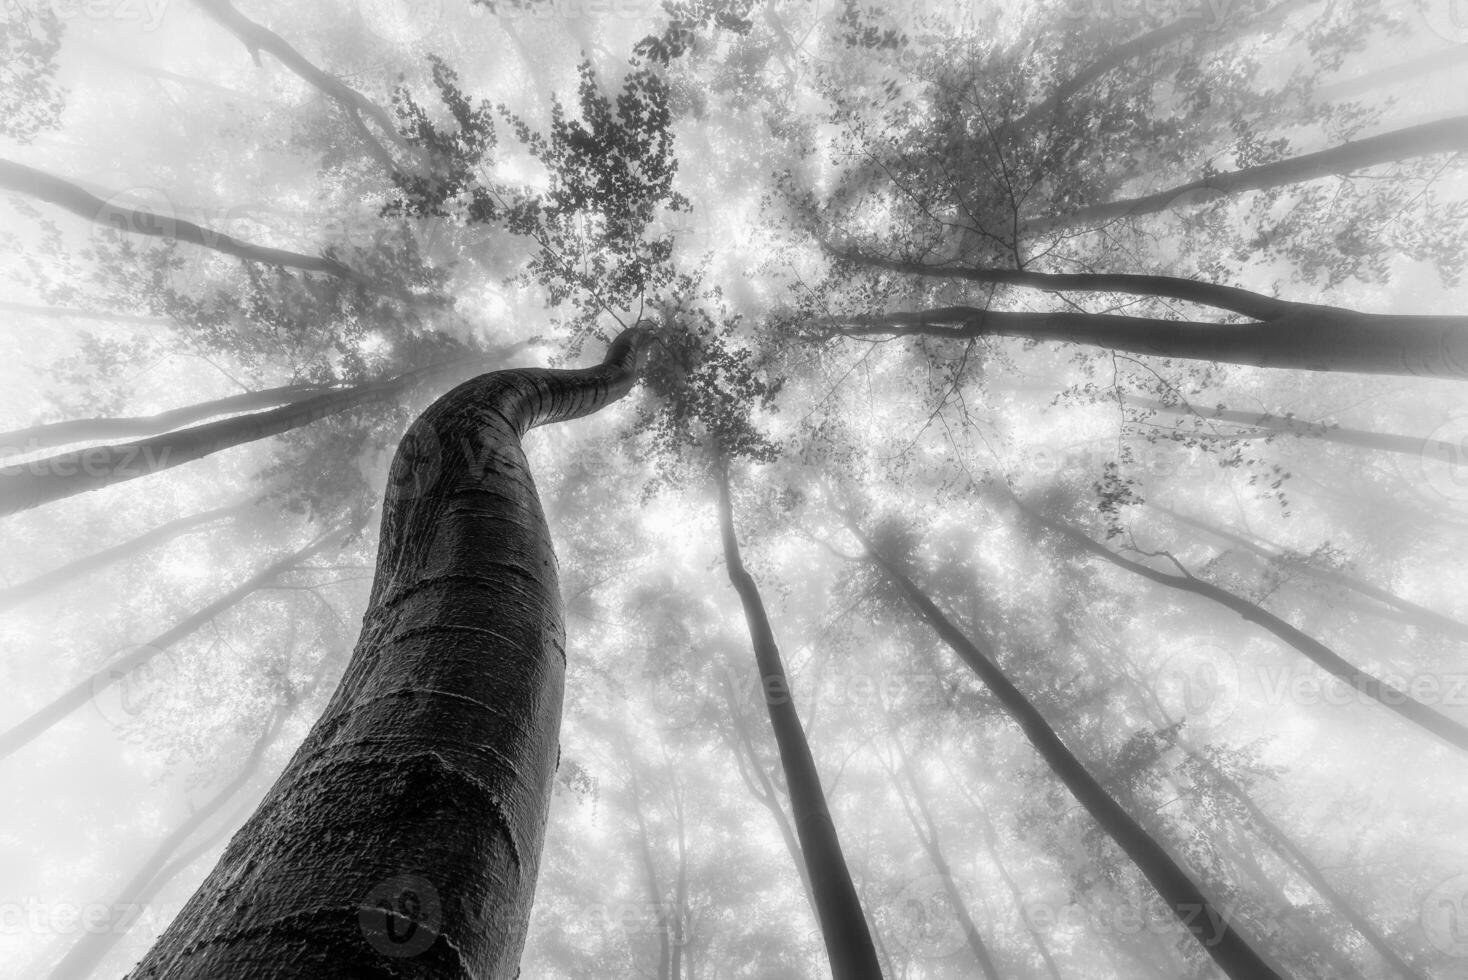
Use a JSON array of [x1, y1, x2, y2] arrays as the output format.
[[847, 519, 1284, 980], [824, 305, 1468, 379], [1026, 114, 1468, 233], [629, 771, 672, 980], [0, 159, 367, 282], [0, 358, 492, 517], [0, 497, 257, 612], [191, 0, 403, 172], [723, 678, 820, 919], [0, 522, 348, 760], [1102, 639, 1428, 980], [1131, 396, 1464, 462], [716, 466, 884, 980], [43, 704, 291, 980], [126, 328, 653, 980], [1, 384, 331, 454], [670, 782, 689, 980], [1315, 46, 1468, 102], [1156, 505, 1468, 644], [823, 246, 1295, 319], [888, 738, 1001, 980], [1018, 502, 1468, 756]]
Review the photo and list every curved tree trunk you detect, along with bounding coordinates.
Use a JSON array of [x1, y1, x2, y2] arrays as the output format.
[[1, 384, 331, 454], [1026, 114, 1468, 233], [0, 497, 257, 612], [126, 328, 652, 980], [717, 465, 885, 980], [0, 522, 349, 760], [0, 159, 368, 282], [1018, 503, 1468, 756], [848, 519, 1284, 980], [825, 305, 1468, 379], [0, 357, 498, 517]]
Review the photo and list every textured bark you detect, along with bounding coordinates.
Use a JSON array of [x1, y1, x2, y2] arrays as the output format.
[[888, 738, 1001, 980], [1132, 396, 1465, 461], [717, 467, 884, 980], [0, 524, 347, 760], [849, 522, 1284, 980], [44, 705, 290, 980], [0, 158, 367, 281], [0, 498, 256, 611], [825, 305, 1468, 379], [0, 360, 477, 516], [191, 0, 402, 172], [1157, 506, 1468, 645], [1, 384, 330, 454], [1021, 505, 1468, 756], [126, 329, 652, 980], [1027, 114, 1468, 233]]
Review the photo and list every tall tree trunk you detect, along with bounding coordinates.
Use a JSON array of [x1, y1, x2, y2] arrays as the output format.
[[0, 497, 257, 612], [0, 158, 367, 282], [722, 677, 820, 919], [824, 305, 1468, 379], [2, 383, 331, 453], [0, 357, 498, 517], [1018, 502, 1468, 756], [628, 770, 672, 980], [1130, 396, 1464, 462], [126, 328, 653, 980], [0, 521, 349, 760], [847, 519, 1284, 980], [1156, 505, 1468, 644], [43, 703, 291, 980], [191, 0, 403, 172], [887, 737, 1001, 980], [823, 246, 1295, 319], [1100, 636, 1429, 980], [716, 465, 884, 980], [1026, 114, 1468, 233], [669, 779, 690, 980]]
